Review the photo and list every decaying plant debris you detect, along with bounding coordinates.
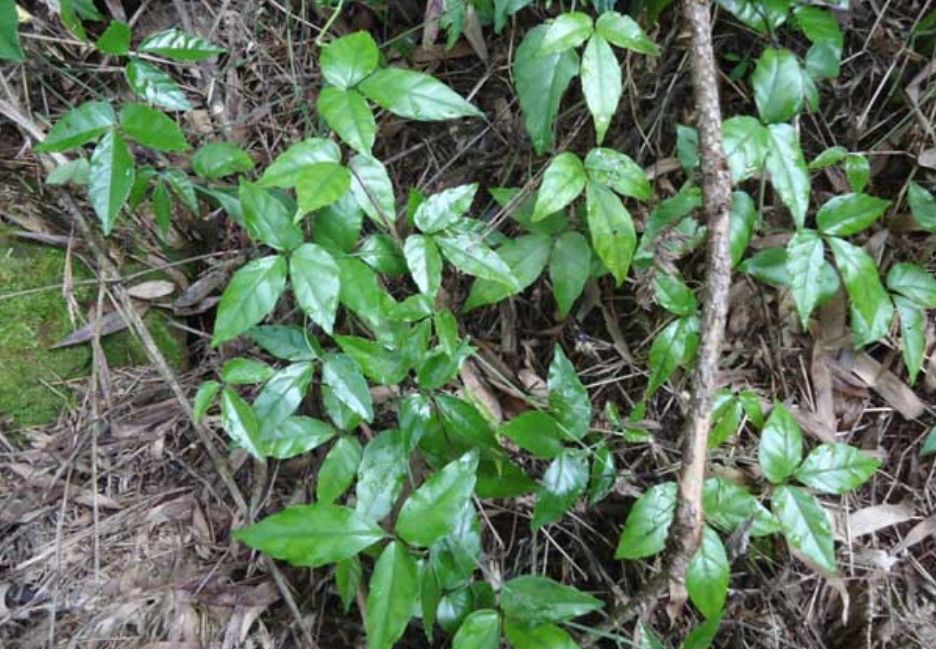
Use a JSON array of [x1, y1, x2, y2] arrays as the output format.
[[3, 1, 936, 648]]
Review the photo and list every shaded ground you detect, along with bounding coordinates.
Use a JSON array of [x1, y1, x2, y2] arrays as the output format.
[[2, 1, 936, 649]]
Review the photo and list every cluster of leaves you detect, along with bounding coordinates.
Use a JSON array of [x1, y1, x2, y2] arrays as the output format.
[[617, 403, 878, 620], [24, 0, 913, 646], [511, 7, 658, 153]]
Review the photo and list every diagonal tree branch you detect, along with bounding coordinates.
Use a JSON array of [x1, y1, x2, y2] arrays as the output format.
[[667, 0, 735, 587]]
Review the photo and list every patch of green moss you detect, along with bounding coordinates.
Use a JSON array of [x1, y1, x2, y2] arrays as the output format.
[[0, 233, 187, 428]]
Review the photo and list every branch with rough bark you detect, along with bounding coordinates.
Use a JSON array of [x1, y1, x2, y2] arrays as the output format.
[[587, 0, 734, 638]]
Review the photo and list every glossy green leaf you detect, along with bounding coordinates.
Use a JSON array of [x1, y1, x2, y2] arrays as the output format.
[[687, 526, 729, 619], [513, 26, 579, 154], [360, 233, 406, 276], [908, 182, 936, 232], [677, 124, 700, 171], [337, 258, 393, 329], [320, 31, 379, 89], [398, 451, 479, 547], [921, 424, 936, 456], [317, 436, 363, 504], [636, 621, 665, 649], [795, 5, 843, 47], [581, 35, 621, 144], [436, 232, 520, 289], [772, 484, 836, 573], [494, 0, 534, 32], [615, 481, 677, 559], [235, 503, 385, 567], [89, 131, 135, 235], [119, 103, 189, 151], [816, 193, 890, 236], [504, 621, 581, 649], [138, 28, 225, 61], [895, 297, 925, 385], [548, 346, 592, 440], [809, 145, 848, 170], [703, 477, 779, 537], [317, 87, 376, 153], [549, 232, 591, 318], [498, 411, 565, 459], [366, 542, 418, 649], [47, 158, 90, 186], [453, 610, 500, 649], [414, 183, 477, 233], [96, 21, 131, 55], [584, 148, 651, 200], [766, 123, 810, 228], [296, 162, 351, 215], [261, 416, 335, 459], [532, 450, 589, 529], [289, 243, 340, 333], [887, 262, 936, 308], [595, 11, 660, 55], [125, 59, 192, 111], [315, 192, 364, 254], [193, 380, 220, 424], [0, 0, 23, 62], [153, 177, 172, 238], [752, 48, 806, 123], [259, 138, 340, 189], [500, 575, 603, 625], [429, 503, 482, 591], [335, 335, 407, 386], [586, 181, 636, 285], [221, 357, 273, 385], [794, 443, 880, 494], [464, 234, 551, 311], [356, 429, 408, 521], [786, 229, 826, 328], [249, 325, 319, 362], [240, 181, 303, 251], [827, 236, 894, 346], [654, 273, 696, 316], [722, 116, 769, 183], [533, 153, 586, 222], [359, 68, 482, 121], [193, 142, 254, 179], [540, 12, 593, 53], [164, 168, 197, 210], [758, 403, 802, 484], [212, 256, 287, 344], [729, 191, 757, 267], [435, 395, 499, 453], [646, 316, 700, 397], [844, 154, 870, 193], [252, 362, 315, 437], [35, 101, 116, 152], [349, 153, 396, 227], [221, 388, 264, 459], [634, 185, 703, 269], [709, 392, 744, 448], [404, 234, 443, 297], [322, 354, 373, 422], [336, 556, 362, 613], [588, 444, 616, 505], [682, 616, 722, 649]]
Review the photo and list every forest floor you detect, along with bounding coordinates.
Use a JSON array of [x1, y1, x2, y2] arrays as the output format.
[[2, 1, 936, 648]]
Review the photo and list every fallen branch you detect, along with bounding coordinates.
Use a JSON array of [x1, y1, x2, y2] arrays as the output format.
[[666, 0, 734, 594], [585, 0, 735, 638]]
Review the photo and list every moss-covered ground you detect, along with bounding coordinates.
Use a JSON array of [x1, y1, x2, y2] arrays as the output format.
[[0, 231, 186, 427]]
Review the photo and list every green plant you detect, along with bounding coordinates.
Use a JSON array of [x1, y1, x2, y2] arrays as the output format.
[[23, 0, 930, 646]]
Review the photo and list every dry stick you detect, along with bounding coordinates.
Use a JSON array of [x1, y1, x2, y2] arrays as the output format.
[[587, 0, 734, 640], [672, 0, 734, 585], [0, 96, 320, 649]]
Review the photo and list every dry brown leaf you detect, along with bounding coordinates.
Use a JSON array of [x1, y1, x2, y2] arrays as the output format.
[[892, 512, 936, 554], [127, 280, 176, 300], [50, 302, 150, 349], [834, 503, 915, 539], [844, 351, 925, 420]]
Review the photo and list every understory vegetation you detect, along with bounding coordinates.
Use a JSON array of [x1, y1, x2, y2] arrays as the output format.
[[2, 1, 936, 648]]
